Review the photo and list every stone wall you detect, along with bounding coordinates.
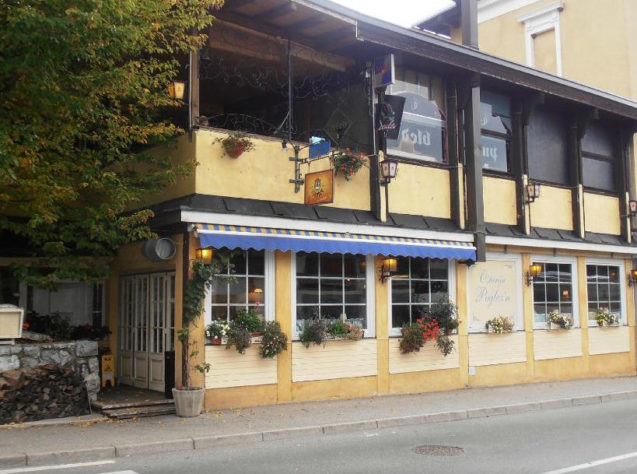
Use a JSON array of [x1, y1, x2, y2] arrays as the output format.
[[0, 341, 100, 402]]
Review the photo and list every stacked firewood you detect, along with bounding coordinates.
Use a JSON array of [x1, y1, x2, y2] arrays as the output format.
[[0, 364, 89, 424]]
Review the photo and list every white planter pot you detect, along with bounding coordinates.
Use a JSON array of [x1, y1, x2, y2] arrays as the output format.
[[172, 388, 205, 418]]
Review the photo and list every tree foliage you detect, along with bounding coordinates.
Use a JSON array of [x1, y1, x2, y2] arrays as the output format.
[[0, 0, 222, 284]]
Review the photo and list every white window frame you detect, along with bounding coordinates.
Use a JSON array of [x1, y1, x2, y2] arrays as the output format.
[[518, 1, 564, 76], [466, 252, 524, 333], [531, 254, 579, 330], [204, 250, 275, 325], [585, 258, 627, 327], [387, 259, 457, 337], [290, 253, 375, 340]]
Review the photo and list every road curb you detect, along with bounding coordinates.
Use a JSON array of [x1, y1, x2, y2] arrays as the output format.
[[6, 389, 637, 467]]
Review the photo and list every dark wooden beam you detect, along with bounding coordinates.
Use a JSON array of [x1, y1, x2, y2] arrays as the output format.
[[288, 14, 327, 30], [259, 2, 298, 22], [511, 100, 527, 234], [446, 80, 462, 229], [462, 73, 485, 261], [618, 126, 632, 241], [223, 0, 260, 12], [567, 116, 584, 238]]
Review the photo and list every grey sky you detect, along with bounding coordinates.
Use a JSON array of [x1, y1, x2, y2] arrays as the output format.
[[330, 0, 455, 28]]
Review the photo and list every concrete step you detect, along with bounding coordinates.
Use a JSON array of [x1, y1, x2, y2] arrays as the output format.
[[102, 405, 176, 420], [92, 398, 174, 411]]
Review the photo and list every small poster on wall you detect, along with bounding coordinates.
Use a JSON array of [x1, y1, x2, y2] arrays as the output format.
[[373, 53, 395, 89], [467, 258, 522, 332], [304, 169, 334, 205]]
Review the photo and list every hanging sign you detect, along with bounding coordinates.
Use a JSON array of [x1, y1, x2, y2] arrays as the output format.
[[373, 54, 395, 89], [376, 95, 406, 140], [304, 169, 334, 205], [309, 138, 331, 159]]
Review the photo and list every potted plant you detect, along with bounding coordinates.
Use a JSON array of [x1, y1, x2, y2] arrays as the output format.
[[299, 318, 328, 348], [485, 316, 515, 334], [547, 310, 573, 330], [219, 132, 255, 158], [260, 321, 288, 358], [595, 308, 620, 327], [327, 319, 364, 341], [226, 308, 264, 354], [398, 298, 459, 356], [174, 258, 228, 417], [399, 322, 425, 354], [206, 320, 229, 345], [330, 148, 366, 180]]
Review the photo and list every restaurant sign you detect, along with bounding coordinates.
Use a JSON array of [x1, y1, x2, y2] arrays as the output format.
[[467, 257, 521, 332]]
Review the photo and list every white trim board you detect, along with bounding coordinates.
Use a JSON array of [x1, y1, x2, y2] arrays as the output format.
[[182, 210, 475, 243], [518, 1, 564, 76], [478, 0, 541, 23], [485, 235, 637, 256]]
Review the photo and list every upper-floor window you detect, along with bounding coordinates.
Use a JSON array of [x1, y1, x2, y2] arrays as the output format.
[[481, 91, 511, 173], [527, 106, 569, 185], [581, 123, 617, 192], [386, 69, 446, 163]]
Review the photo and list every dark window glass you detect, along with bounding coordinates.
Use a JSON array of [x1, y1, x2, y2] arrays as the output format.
[[581, 123, 616, 192], [586, 264, 622, 323], [211, 250, 265, 322], [480, 91, 511, 173], [527, 107, 569, 185], [295, 253, 367, 330], [390, 258, 449, 329], [532, 261, 574, 324], [386, 69, 446, 163]]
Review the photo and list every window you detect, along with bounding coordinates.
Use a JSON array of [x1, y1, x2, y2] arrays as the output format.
[[27, 281, 105, 326], [294, 252, 372, 334], [581, 123, 617, 192], [209, 250, 269, 323], [480, 91, 511, 173], [586, 261, 625, 325], [527, 106, 569, 185], [531, 257, 578, 327], [386, 69, 446, 163], [390, 258, 451, 333]]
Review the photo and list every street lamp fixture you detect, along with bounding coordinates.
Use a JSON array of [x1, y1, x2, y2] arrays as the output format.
[[195, 248, 212, 265], [526, 263, 542, 286], [526, 182, 541, 204], [168, 80, 187, 101], [379, 257, 397, 283]]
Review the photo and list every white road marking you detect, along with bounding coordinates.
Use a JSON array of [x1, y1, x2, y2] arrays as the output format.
[[541, 451, 637, 473], [100, 471, 139, 474], [0, 460, 115, 474]]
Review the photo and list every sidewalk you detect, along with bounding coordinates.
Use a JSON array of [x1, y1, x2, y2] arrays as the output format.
[[2, 376, 637, 468]]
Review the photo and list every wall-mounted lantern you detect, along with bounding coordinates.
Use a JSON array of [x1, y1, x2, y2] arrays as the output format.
[[526, 182, 541, 204], [195, 247, 212, 265], [168, 80, 187, 100], [526, 263, 542, 286], [629, 200, 637, 216], [379, 257, 397, 283], [380, 159, 399, 186], [628, 268, 637, 287]]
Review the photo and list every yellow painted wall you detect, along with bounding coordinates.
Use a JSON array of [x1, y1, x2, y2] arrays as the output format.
[[205, 344, 277, 388], [468, 332, 527, 366], [291, 340, 378, 382], [388, 337, 459, 374], [479, 0, 634, 98], [583, 192, 621, 235], [529, 185, 573, 230], [534, 328, 583, 360], [483, 176, 517, 225], [588, 326, 631, 355], [195, 129, 370, 211], [388, 164, 451, 218]]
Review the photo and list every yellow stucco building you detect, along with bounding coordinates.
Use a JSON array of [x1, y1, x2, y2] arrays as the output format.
[[6, 0, 637, 411]]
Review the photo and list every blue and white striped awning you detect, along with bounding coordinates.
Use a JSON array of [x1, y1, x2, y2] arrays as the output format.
[[198, 224, 475, 260]]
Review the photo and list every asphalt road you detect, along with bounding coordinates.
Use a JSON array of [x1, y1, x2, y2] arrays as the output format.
[[5, 398, 637, 474]]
